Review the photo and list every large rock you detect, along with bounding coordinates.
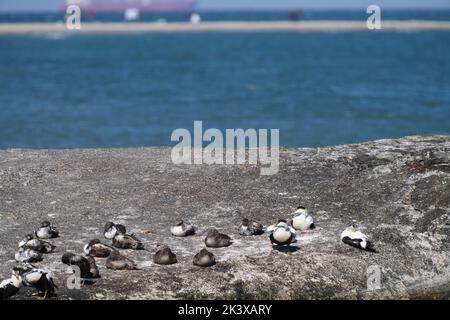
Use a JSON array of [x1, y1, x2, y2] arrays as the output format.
[[0, 135, 449, 299]]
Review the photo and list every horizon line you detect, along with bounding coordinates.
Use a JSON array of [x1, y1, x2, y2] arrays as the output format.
[[1, 7, 450, 14]]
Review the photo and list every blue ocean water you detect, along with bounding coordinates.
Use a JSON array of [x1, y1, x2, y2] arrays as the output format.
[[0, 12, 450, 148], [2, 10, 450, 23]]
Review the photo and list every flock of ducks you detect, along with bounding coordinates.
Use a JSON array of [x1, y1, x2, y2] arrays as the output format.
[[0, 206, 377, 300]]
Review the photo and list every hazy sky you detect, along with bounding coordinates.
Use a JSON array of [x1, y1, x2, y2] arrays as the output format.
[[1, 0, 450, 12]]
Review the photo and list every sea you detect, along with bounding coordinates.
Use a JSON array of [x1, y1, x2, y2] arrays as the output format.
[[0, 10, 449, 148]]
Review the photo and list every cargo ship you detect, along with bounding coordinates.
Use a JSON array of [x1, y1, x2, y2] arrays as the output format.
[[65, 0, 197, 12]]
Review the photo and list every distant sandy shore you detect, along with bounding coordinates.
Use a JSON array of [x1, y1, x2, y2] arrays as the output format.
[[0, 20, 450, 34]]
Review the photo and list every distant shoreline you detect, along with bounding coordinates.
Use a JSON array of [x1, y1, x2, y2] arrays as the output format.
[[1, 20, 450, 34]]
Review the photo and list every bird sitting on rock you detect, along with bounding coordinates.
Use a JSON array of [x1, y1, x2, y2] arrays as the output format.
[[170, 220, 195, 237], [84, 239, 114, 258], [268, 220, 297, 253], [193, 249, 216, 267], [341, 224, 378, 253], [112, 233, 145, 250], [105, 250, 139, 270], [238, 218, 264, 236], [19, 234, 55, 253], [291, 206, 315, 231], [62, 252, 100, 281], [0, 270, 22, 300], [35, 221, 59, 239], [15, 247, 43, 263], [205, 229, 232, 248], [14, 265, 57, 299], [104, 222, 145, 250], [104, 222, 127, 240], [153, 245, 177, 265]]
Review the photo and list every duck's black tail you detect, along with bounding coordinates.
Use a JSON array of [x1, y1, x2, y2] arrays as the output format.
[[365, 242, 379, 253]]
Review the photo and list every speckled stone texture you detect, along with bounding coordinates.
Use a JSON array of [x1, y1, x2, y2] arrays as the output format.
[[0, 135, 449, 299]]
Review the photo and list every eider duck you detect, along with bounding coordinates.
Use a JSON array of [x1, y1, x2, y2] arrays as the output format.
[[170, 220, 195, 237], [112, 233, 145, 250], [83, 239, 114, 258], [14, 266, 57, 299], [193, 249, 216, 267], [105, 250, 139, 270], [153, 245, 177, 265], [269, 220, 297, 247], [0, 270, 22, 300], [61, 252, 100, 280], [239, 218, 264, 236], [35, 221, 59, 239], [19, 234, 55, 253], [15, 247, 43, 263], [104, 222, 126, 240], [291, 206, 315, 231], [341, 224, 378, 253], [204, 229, 232, 248]]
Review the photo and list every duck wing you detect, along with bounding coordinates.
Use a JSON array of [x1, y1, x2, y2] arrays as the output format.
[[91, 243, 113, 257]]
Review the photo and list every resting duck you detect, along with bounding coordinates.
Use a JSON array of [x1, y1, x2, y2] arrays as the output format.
[[83, 239, 114, 258], [35, 221, 59, 239], [61, 252, 100, 280], [193, 249, 216, 267], [268, 220, 297, 248], [0, 270, 22, 300], [341, 224, 378, 253], [104, 222, 126, 240], [204, 229, 232, 248], [14, 266, 57, 299], [105, 250, 139, 270], [153, 245, 177, 265], [15, 247, 43, 263], [238, 218, 264, 236], [19, 234, 55, 253], [112, 233, 145, 250], [170, 220, 195, 237], [291, 206, 315, 231]]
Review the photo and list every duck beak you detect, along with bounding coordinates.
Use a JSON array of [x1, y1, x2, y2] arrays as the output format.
[[18, 240, 26, 247]]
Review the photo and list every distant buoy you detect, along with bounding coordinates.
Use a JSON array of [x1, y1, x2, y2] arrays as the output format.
[[190, 13, 201, 24]]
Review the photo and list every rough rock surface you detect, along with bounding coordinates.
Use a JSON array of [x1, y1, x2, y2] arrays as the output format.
[[0, 135, 449, 300]]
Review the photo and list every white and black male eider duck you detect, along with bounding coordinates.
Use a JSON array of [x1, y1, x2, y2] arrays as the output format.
[[14, 266, 57, 299], [153, 245, 177, 265], [268, 220, 297, 248], [62, 252, 100, 280], [35, 221, 59, 239], [84, 239, 114, 258], [341, 224, 378, 253], [239, 218, 264, 236], [0, 270, 22, 300], [19, 234, 55, 253], [15, 247, 43, 263], [170, 220, 195, 237], [193, 249, 216, 267], [104, 222, 127, 240], [104, 222, 145, 250], [105, 250, 139, 270], [291, 206, 315, 231], [204, 229, 232, 248]]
